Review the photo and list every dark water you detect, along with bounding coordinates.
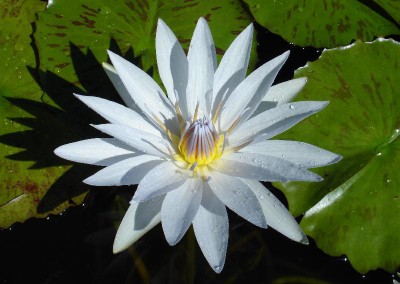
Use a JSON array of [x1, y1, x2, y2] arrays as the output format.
[[0, 188, 393, 284], [0, 23, 396, 284]]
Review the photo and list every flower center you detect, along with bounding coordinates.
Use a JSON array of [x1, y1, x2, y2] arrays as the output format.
[[179, 117, 224, 166]]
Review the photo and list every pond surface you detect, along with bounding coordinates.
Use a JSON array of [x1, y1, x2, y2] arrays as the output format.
[[0, 188, 393, 284]]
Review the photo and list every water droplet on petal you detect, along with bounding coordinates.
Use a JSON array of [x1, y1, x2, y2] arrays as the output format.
[[289, 104, 295, 110]]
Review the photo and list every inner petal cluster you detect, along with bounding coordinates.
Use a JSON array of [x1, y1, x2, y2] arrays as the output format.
[[178, 116, 223, 166]]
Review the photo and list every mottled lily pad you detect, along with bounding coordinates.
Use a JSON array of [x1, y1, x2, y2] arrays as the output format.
[[35, 0, 256, 92], [275, 39, 400, 273], [243, 0, 400, 48], [0, 0, 88, 228]]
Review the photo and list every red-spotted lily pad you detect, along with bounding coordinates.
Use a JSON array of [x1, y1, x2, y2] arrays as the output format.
[[35, 0, 256, 91], [0, 0, 88, 228], [243, 0, 400, 48], [275, 39, 400, 273]]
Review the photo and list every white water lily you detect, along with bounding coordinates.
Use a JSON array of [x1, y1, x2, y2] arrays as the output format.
[[54, 18, 341, 273]]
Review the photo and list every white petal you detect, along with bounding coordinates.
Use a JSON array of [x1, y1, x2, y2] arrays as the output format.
[[156, 19, 188, 108], [54, 138, 135, 166], [74, 94, 161, 136], [253, 77, 308, 116], [193, 185, 228, 273], [229, 101, 329, 147], [240, 140, 342, 168], [83, 155, 163, 186], [133, 161, 187, 202], [208, 171, 267, 228], [92, 124, 170, 158], [212, 24, 253, 112], [263, 77, 307, 105], [218, 51, 289, 133], [211, 152, 322, 182], [102, 62, 140, 113], [242, 179, 308, 244], [107, 51, 179, 134], [113, 195, 164, 253], [161, 178, 202, 245], [186, 18, 216, 117]]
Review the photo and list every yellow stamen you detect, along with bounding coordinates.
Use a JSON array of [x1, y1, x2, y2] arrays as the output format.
[[179, 116, 224, 166]]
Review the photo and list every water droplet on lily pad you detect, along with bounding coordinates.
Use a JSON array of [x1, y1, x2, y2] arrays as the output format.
[[12, 121, 20, 128], [13, 43, 24, 51], [100, 6, 112, 15]]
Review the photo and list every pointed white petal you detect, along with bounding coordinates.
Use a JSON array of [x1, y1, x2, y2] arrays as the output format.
[[74, 94, 161, 136], [240, 140, 342, 168], [193, 185, 228, 273], [156, 19, 188, 109], [208, 172, 267, 228], [113, 195, 164, 253], [253, 77, 308, 116], [218, 51, 290, 132], [107, 51, 179, 134], [212, 24, 253, 111], [263, 77, 307, 105], [83, 155, 163, 186], [161, 178, 202, 245], [242, 179, 308, 244], [92, 124, 170, 158], [133, 161, 187, 202], [229, 101, 329, 147], [186, 18, 216, 117], [211, 152, 322, 182], [54, 138, 135, 166], [102, 62, 141, 113]]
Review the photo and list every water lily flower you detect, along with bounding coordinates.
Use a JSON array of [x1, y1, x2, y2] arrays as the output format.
[[54, 18, 341, 273]]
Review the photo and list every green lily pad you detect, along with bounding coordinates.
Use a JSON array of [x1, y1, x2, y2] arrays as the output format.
[[0, 0, 88, 228], [243, 0, 400, 48], [274, 39, 400, 273], [35, 0, 256, 92], [374, 0, 400, 24]]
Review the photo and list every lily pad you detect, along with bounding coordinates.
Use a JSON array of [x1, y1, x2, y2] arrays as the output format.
[[243, 0, 400, 48], [35, 0, 256, 92], [0, 0, 88, 228], [374, 0, 400, 24], [274, 39, 400, 273]]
